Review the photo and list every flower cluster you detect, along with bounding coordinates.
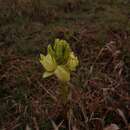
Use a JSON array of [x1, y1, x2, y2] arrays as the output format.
[[40, 39, 79, 81]]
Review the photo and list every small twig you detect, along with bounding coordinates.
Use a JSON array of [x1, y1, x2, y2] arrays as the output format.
[[79, 102, 89, 130], [88, 47, 104, 78], [51, 120, 64, 130], [37, 81, 57, 102]]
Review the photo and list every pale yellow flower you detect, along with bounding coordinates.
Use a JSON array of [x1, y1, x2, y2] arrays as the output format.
[[40, 39, 79, 82]]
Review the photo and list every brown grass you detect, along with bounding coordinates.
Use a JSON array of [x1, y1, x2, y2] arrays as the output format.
[[0, 0, 130, 129]]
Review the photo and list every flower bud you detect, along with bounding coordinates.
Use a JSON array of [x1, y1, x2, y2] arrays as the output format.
[[54, 39, 71, 64]]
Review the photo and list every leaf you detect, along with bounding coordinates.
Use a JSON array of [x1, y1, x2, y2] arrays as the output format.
[[54, 66, 70, 81], [104, 124, 120, 130], [43, 71, 54, 78]]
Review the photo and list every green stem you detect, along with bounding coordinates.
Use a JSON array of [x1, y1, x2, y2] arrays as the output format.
[[59, 81, 70, 104]]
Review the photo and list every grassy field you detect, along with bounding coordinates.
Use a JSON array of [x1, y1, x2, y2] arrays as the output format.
[[0, 0, 130, 129]]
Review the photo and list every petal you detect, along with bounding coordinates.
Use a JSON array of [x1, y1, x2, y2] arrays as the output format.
[[40, 54, 57, 72], [63, 44, 71, 62], [40, 54, 45, 61], [40, 54, 47, 67], [54, 66, 70, 81], [48, 44, 55, 57], [43, 71, 54, 78], [66, 52, 79, 71]]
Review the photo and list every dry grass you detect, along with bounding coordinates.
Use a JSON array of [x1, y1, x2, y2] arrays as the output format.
[[0, 0, 130, 130]]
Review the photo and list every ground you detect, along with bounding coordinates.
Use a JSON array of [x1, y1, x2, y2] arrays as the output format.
[[0, 0, 130, 130]]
